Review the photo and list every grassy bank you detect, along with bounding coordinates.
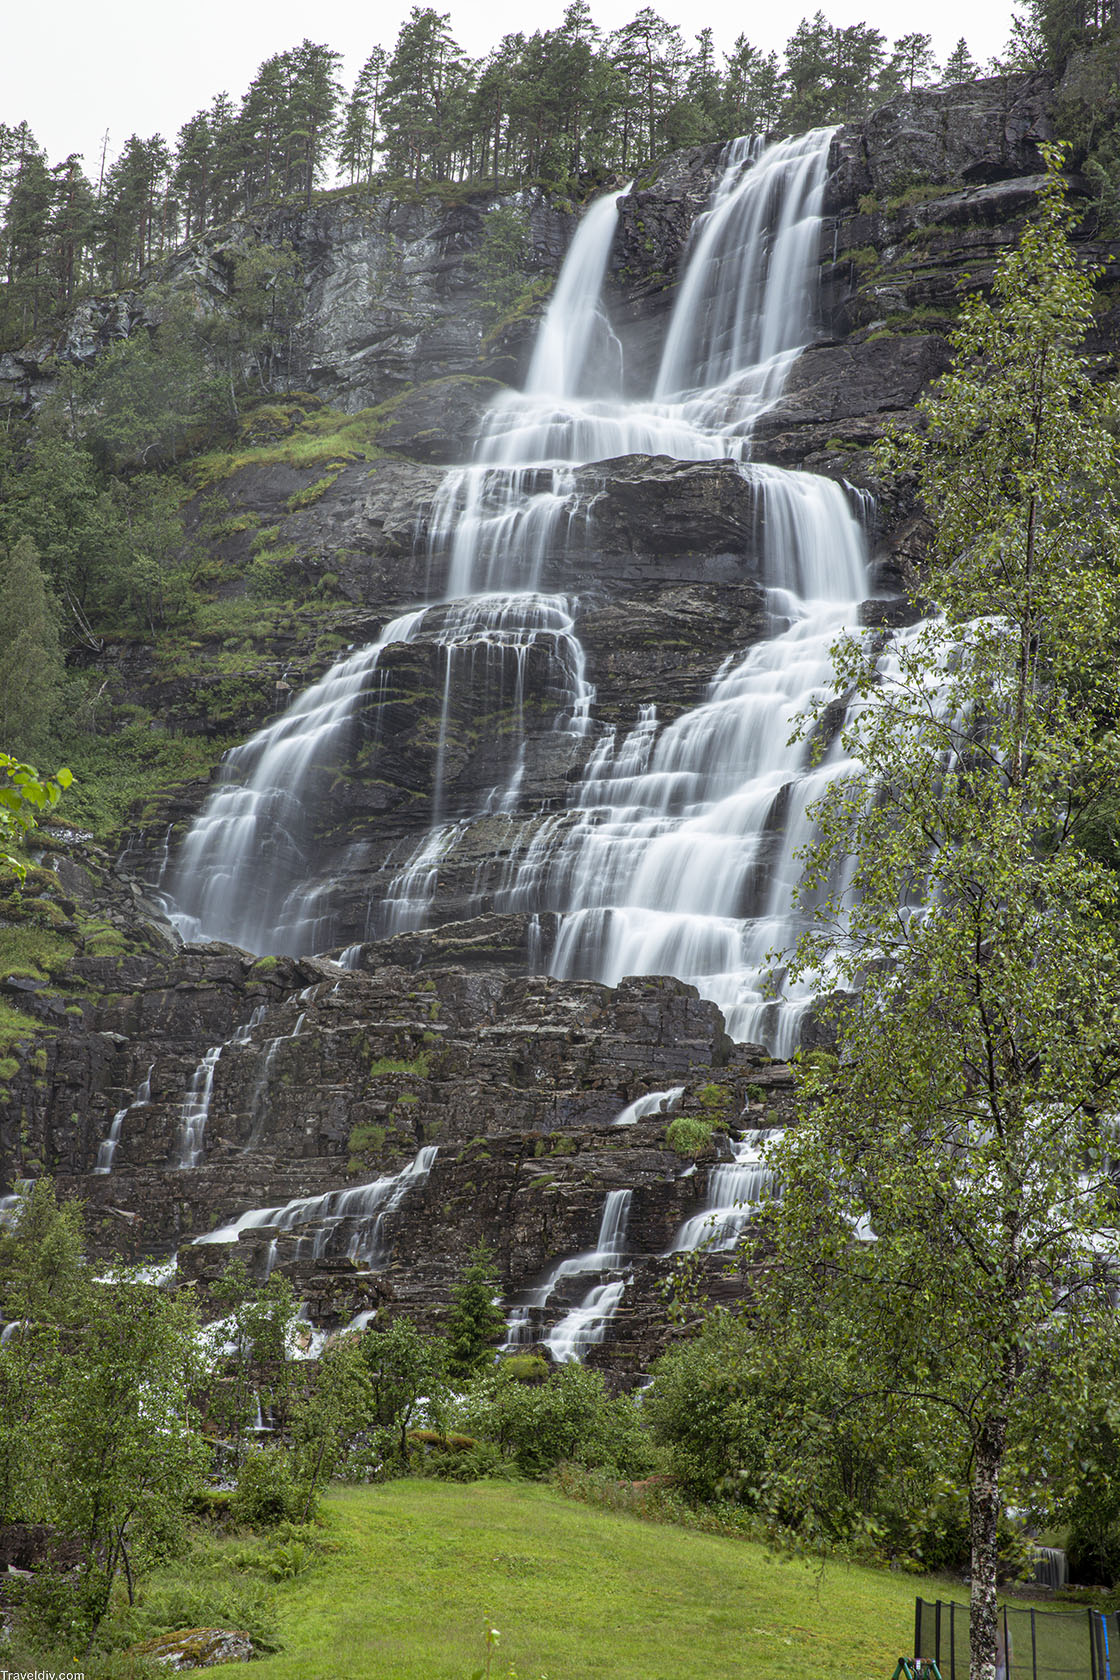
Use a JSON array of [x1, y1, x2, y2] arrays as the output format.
[[168, 1481, 967, 1680]]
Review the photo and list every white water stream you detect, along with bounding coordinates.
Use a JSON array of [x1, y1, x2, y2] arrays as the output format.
[[94, 1063, 153, 1173], [670, 1129, 781, 1253], [165, 126, 870, 1057], [504, 1186, 633, 1360], [194, 1144, 438, 1263]]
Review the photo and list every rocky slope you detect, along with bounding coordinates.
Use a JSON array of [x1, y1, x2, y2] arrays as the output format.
[[3, 72, 1117, 1377]]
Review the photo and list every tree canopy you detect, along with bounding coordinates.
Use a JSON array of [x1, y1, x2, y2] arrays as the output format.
[[749, 150, 1120, 1680], [0, 8, 976, 348]]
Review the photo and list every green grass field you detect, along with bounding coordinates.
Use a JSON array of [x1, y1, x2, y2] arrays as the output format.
[[212, 1481, 971, 1680]]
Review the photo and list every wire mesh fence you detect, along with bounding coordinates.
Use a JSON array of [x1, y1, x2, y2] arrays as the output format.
[[915, 1598, 1120, 1680]]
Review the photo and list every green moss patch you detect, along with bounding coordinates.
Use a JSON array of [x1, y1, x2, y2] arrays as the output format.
[[664, 1115, 714, 1157], [0, 1000, 43, 1059]]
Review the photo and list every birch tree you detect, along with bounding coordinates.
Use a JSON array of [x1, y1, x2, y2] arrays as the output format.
[[758, 150, 1120, 1680]]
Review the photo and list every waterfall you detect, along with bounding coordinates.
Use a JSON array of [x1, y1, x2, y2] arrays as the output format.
[[164, 609, 425, 953], [504, 1187, 632, 1361], [612, 1086, 684, 1127], [656, 131, 832, 403], [170, 1005, 268, 1169], [670, 1130, 781, 1253], [194, 1145, 438, 1263], [94, 1063, 153, 1173], [164, 126, 874, 1057]]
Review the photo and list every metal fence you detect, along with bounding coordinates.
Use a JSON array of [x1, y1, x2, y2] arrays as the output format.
[[915, 1598, 1120, 1680]]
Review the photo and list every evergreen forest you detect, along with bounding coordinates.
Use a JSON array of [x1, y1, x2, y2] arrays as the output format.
[[0, 2, 1031, 349]]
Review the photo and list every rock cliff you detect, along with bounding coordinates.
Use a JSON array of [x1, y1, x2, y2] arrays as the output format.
[[3, 72, 1117, 1378]]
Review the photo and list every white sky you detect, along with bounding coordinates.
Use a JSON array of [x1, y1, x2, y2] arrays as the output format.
[[6, 0, 1015, 182]]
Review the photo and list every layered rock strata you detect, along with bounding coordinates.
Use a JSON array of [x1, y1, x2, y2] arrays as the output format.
[[5, 73, 1119, 1376]]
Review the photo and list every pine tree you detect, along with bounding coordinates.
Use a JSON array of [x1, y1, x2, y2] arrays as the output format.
[[339, 47, 387, 183], [286, 39, 344, 204], [1, 127, 55, 339], [723, 36, 786, 134], [887, 29, 938, 91], [943, 35, 980, 81], [381, 8, 470, 181], [446, 1240, 506, 1379]]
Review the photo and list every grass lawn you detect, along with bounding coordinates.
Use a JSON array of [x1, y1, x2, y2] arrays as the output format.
[[230, 1480, 966, 1680]]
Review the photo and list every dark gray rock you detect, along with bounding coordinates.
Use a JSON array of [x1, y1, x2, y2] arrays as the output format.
[[753, 334, 954, 447], [375, 374, 507, 462], [271, 191, 575, 408], [826, 73, 1054, 210], [576, 454, 758, 557]]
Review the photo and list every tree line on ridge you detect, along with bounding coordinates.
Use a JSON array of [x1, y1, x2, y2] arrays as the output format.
[[0, 2, 987, 349]]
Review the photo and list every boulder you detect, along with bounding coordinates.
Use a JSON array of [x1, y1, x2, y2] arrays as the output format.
[[576, 455, 758, 557], [131, 1628, 255, 1671]]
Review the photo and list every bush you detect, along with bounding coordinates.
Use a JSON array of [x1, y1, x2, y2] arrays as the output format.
[[231, 1445, 304, 1527], [1068, 1523, 1120, 1588], [500, 1353, 549, 1385], [664, 1116, 714, 1156], [644, 1313, 768, 1503], [407, 1429, 506, 1481], [8, 1569, 106, 1653], [454, 1362, 654, 1479], [112, 1570, 277, 1655], [902, 1483, 1035, 1582]]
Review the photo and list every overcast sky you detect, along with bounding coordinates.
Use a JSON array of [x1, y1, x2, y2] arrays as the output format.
[[5, 0, 1016, 181]]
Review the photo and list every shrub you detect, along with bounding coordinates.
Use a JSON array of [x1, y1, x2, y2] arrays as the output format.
[[902, 1484, 1035, 1582], [500, 1353, 549, 1385], [231, 1445, 304, 1527], [644, 1313, 768, 1503], [407, 1429, 505, 1481], [664, 1115, 714, 1156], [114, 1570, 277, 1652], [454, 1362, 654, 1479]]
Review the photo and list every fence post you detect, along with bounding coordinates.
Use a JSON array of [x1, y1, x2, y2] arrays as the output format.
[[949, 1600, 955, 1680], [1030, 1605, 1037, 1680], [1003, 1607, 1010, 1680], [1096, 1609, 1113, 1680]]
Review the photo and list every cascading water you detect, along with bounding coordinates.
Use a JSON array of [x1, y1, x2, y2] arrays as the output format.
[[194, 1145, 438, 1262], [95, 1064, 153, 1173], [504, 1187, 632, 1360], [164, 127, 873, 1057], [171, 1005, 268, 1169], [612, 1086, 684, 1128], [165, 610, 421, 953], [174, 1046, 222, 1170], [671, 1130, 781, 1253]]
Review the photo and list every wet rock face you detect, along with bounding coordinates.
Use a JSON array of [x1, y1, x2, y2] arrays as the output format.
[[15, 895, 794, 1379], [12, 72, 1120, 1380], [609, 143, 726, 389], [253, 191, 576, 410], [0, 192, 576, 419], [829, 73, 1054, 206]]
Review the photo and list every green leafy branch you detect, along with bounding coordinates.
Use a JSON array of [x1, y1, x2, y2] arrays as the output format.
[[0, 752, 73, 881]]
